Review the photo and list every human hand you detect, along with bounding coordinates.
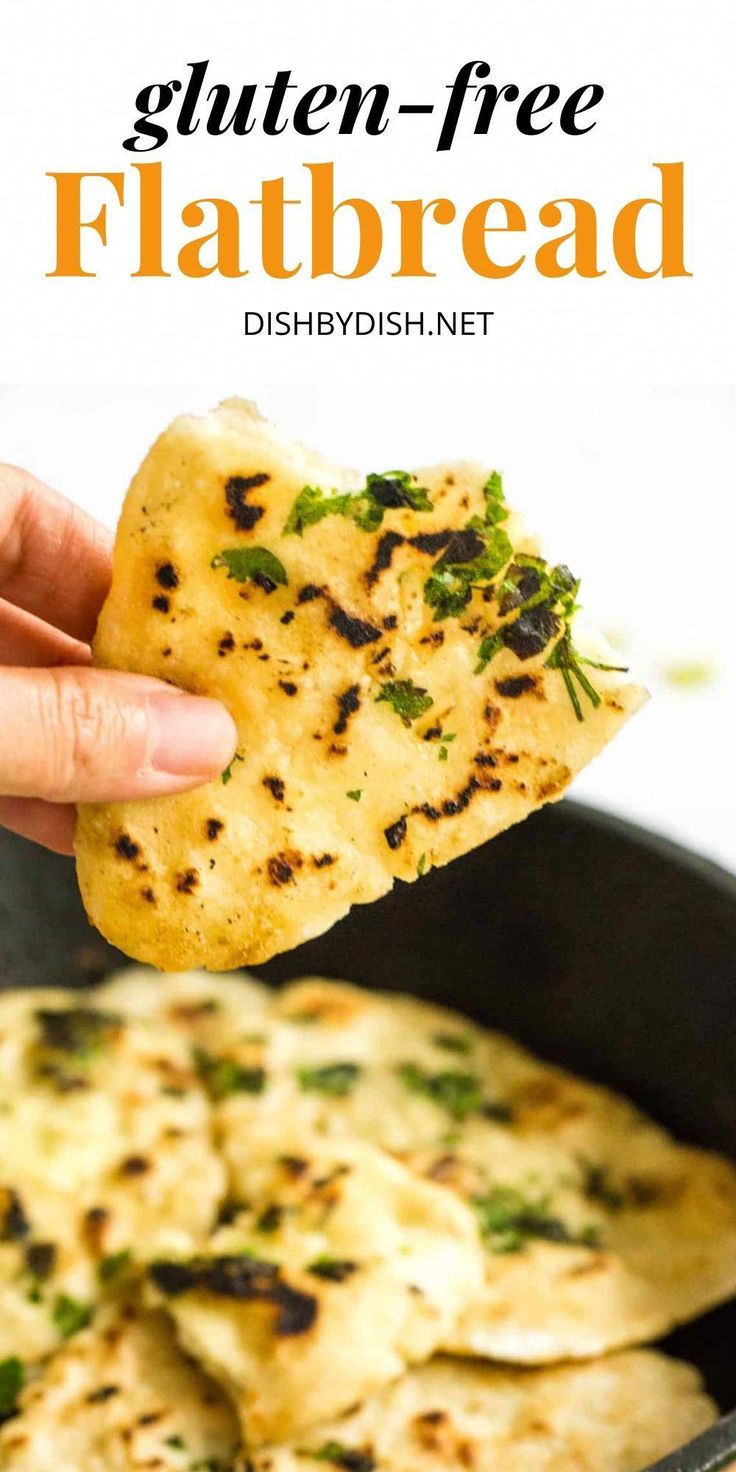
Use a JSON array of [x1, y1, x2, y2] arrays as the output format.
[[0, 464, 237, 855]]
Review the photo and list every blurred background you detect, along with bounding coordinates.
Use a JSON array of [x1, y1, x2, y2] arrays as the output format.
[[1, 383, 733, 873]]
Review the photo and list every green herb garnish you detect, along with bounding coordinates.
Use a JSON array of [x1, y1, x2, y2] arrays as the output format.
[[474, 631, 504, 675], [481, 470, 509, 527], [472, 1186, 601, 1255], [35, 1007, 121, 1060], [0, 1357, 24, 1421], [375, 679, 433, 726], [211, 547, 288, 590], [433, 1032, 472, 1055], [397, 1062, 485, 1121], [164, 1436, 187, 1451], [297, 1062, 361, 1097], [417, 854, 427, 877], [221, 751, 245, 785], [424, 525, 512, 621], [545, 631, 626, 723], [285, 472, 432, 537], [53, 1294, 92, 1340], [193, 1049, 266, 1101], [346, 789, 363, 802], [98, 1249, 133, 1284], [301, 1442, 374, 1472]]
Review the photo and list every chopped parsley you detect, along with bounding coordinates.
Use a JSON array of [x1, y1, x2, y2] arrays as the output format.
[[375, 679, 433, 726], [285, 471, 432, 537], [0, 1357, 24, 1421], [416, 853, 427, 877], [482, 470, 509, 526], [423, 473, 511, 621], [296, 1062, 361, 1097], [472, 1186, 601, 1255], [53, 1294, 92, 1340], [98, 1249, 133, 1284], [346, 789, 363, 802], [193, 1048, 267, 1101], [472, 552, 628, 721], [474, 631, 504, 675], [397, 1063, 485, 1121], [35, 1007, 121, 1060], [424, 525, 512, 621], [211, 546, 288, 591], [164, 1435, 187, 1451], [221, 751, 245, 785]]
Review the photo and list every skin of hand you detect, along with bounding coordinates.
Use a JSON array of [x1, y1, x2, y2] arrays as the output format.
[[0, 463, 237, 855]]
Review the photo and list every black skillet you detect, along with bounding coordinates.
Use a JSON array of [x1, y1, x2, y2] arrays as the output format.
[[1, 799, 735, 1471]]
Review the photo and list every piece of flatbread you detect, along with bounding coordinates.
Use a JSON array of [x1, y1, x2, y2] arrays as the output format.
[[112, 968, 736, 1364], [146, 1135, 483, 1446], [0, 986, 224, 1362], [75, 398, 645, 970], [247, 1351, 716, 1472], [0, 1304, 244, 1471]]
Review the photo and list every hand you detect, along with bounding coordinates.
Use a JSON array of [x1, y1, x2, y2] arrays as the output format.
[[0, 464, 237, 855]]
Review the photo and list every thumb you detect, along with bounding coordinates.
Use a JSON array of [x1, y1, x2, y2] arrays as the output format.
[[0, 666, 237, 803]]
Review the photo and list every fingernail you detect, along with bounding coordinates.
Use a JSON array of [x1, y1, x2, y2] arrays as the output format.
[[147, 693, 237, 777]]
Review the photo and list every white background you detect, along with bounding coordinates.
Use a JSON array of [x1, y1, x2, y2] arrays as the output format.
[[1, 382, 734, 873], [0, 0, 735, 383]]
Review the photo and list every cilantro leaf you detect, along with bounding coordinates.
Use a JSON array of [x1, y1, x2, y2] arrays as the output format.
[[375, 679, 433, 726], [211, 547, 288, 592]]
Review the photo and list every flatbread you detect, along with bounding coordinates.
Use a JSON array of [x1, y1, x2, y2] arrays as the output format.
[[247, 1351, 716, 1472], [117, 969, 736, 1363], [75, 398, 645, 970], [0, 1303, 243, 1471], [146, 1135, 483, 1446], [0, 986, 224, 1362]]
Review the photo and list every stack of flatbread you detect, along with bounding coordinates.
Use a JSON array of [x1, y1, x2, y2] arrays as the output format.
[[1, 969, 734, 1471]]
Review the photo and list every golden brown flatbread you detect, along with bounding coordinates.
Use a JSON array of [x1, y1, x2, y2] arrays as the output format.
[[75, 399, 645, 969]]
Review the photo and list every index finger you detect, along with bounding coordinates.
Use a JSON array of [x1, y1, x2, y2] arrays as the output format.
[[0, 463, 112, 643]]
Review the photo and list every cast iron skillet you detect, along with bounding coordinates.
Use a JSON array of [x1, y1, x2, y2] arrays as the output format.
[[1, 800, 736, 1471]]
